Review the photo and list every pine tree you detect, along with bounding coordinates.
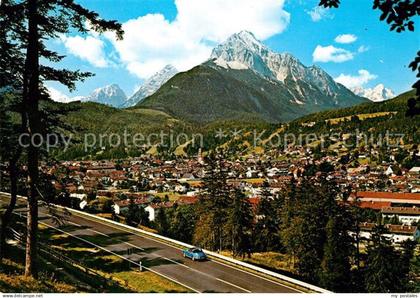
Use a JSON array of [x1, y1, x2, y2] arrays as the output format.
[[170, 206, 196, 243], [280, 177, 300, 268], [318, 211, 353, 292], [126, 197, 139, 227], [229, 188, 253, 258], [365, 225, 406, 292], [400, 239, 416, 291], [0, 94, 23, 261], [137, 205, 150, 227], [281, 178, 325, 280], [194, 150, 232, 251], [5, 0, 124, 277], [0, 0, 26, 262], [280, 175, 345, 284], [253, 181, 281, 252], [155, 208, 169, 236]]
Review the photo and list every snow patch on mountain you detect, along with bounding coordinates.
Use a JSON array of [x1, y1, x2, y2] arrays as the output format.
[[83, 84, 127, 107], [351, 84, 395, 102], [124, 65, 178, 107], [209, 30, 356, 106]]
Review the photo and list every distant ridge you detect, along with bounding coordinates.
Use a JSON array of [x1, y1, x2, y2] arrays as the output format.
[[82, 84, 127, 107], [123, 65, 178, 108], [138, 31, 367, 123]]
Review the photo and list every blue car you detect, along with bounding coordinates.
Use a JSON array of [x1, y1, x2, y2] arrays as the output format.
[[182, 247, 207, 261]]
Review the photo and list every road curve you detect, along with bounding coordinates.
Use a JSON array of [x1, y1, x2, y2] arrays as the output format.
[[3, 196, 304, 293]]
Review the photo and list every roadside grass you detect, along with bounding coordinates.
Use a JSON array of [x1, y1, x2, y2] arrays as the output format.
[[40, 225, 190, 293], [243, 252, 294, 272], [96, 213, 113, 219], [221, 251, 294, 273], [115, 270, 188, 293], [0, 245, 78, 293], [0, 260, 75, 293]]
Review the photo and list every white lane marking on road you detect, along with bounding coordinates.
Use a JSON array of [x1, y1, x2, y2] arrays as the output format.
[[208, 258, 303, 293], [163, 257, 190, 269], [67, 211, 302, 292], [40, 212, 110, 239], [124, 242, 145, 251], [67, 221, 82, 227], [88, 229, 110, 238], [216, 278, 251, 293], [124, 241, 190, 269], [13, 211, 200, 294], [13, 199, 301, 293], [43, 210, 254, 292], [42, 211, 193, 271]]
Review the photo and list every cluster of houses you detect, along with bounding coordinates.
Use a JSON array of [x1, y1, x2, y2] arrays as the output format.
[[2, 144, 417, 243], [349, 191, 420, 243]]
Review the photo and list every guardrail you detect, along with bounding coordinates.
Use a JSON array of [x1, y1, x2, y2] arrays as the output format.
[[0, 191, 330, 293], [8, 226, 127, 290]]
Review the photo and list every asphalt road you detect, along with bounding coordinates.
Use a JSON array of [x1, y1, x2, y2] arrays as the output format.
[[3, 196, 302, 293]]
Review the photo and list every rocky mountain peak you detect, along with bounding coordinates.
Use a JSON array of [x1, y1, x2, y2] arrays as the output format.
[[123, 64, 179, 107], [84, 84, 127, 107], [351, 84, 395, 102]]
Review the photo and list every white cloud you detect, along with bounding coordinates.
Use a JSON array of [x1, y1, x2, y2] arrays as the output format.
[[334, 34, 357, 44], [105, 0, 290, 79], [357, 45, 369, 53], [306, 6, 332, 22], [47, 86, 70, 103], [61, 35, 109, 68], [312, 45, 354, 63], [47, 86, 85, 103], [334, 69, 377, 88]]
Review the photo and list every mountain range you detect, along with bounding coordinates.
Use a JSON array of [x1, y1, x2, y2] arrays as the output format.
[[351, 84, 395, 102], [82, 84, 127, 107], [122, 65, 178, 108], [137, 31, 367, 123], [60, 31, 399, 122], [56, 89, 417, 160]]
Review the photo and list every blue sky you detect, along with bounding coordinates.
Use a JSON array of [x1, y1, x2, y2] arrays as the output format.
[[47, 0, 419, 101]]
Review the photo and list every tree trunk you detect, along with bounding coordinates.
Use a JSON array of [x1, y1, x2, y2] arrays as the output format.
[[23, 0, 40, 279], [0, 163, 18, 261]]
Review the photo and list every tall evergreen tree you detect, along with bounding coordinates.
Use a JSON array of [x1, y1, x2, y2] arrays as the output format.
[[137, 205, 150, 227], [365, 225, 406, 292], [400, 239, 416, 291], [0, 0, 26, 262], [0, 94, 23, 261], [253, 181, 281, 252], [229, 189, 253, 258], [280, 177, 300, 268], [3, 0, 123, 277], [170, 206, 196, 243], [280, 175, 350, 285], [126, 197, 139, 227], [318, 211, 353, 292], [194, 150, 232, 251], [155, 208, 169, 236]]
